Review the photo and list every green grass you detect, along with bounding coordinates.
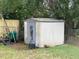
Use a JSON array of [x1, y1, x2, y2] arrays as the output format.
[[0, 44, 79, 59]]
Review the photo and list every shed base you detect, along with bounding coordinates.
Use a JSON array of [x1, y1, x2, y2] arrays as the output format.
[[28, 44, 36, 49]]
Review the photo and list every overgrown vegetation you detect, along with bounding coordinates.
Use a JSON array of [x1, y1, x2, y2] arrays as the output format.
[[0, 0, 46, 19], [0, 0, 79, 20], [0, 44, 79, 59]]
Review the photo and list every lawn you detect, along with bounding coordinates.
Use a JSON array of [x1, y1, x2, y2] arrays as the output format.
[[0, 44, 79, 59]]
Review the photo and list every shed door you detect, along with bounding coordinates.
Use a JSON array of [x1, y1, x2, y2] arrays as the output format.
[[27, 21, 36, 44]]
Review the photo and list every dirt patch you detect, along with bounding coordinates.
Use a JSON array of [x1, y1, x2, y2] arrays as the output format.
[[10, 42, 28, 50], [67, 36, 79, 46]]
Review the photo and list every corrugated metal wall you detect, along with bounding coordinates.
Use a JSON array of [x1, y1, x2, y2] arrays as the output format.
[[0, 19, 19, 37]]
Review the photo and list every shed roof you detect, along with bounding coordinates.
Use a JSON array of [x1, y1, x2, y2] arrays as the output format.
[[26, 18, 64, 22]]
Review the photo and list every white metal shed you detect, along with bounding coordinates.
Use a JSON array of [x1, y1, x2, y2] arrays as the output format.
[[24, 18, 64, 48]]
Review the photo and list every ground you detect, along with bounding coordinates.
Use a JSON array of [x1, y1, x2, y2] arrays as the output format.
[[0, 43, 79, 59]]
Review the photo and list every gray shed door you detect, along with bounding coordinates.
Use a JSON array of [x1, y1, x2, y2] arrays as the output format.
[[27, 21, 36, 44]]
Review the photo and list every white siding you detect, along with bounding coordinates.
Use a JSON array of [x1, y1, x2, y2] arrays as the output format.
[[24, 20, 36, 44], [39, 22, 64, 47], [36, 22, 41, 47], [24, 21, 28, 44]]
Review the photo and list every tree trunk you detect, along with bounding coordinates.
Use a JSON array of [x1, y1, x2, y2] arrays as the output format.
[[65, 20, 74, 43]]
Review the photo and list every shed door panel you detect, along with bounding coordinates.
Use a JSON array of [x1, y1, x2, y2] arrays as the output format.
[[27, 21, 36, 44]]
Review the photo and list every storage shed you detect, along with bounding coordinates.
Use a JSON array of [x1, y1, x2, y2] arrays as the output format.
[[24, 18, 64, 48]]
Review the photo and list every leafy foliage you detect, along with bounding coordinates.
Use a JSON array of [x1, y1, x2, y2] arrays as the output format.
[[0, 0, 50, 19], [48, 0, 79, 29], [49, 0, 79, 20]]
